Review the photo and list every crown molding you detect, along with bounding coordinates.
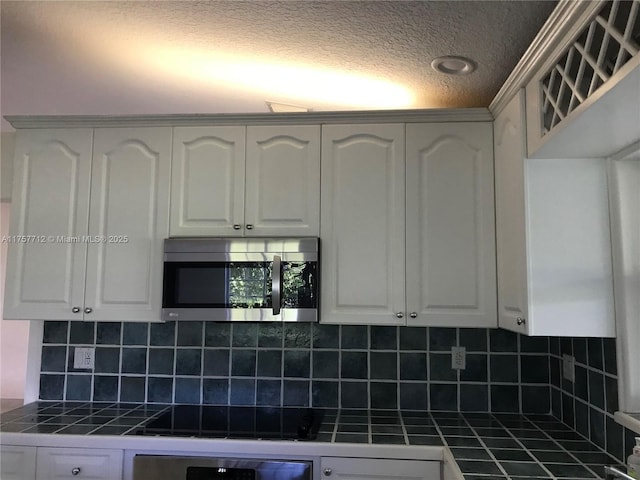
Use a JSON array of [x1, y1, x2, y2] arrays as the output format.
[[4, 108, 492, 129], [489, 0, 605, 117]]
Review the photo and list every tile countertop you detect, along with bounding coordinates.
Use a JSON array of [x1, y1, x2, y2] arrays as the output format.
[[0, 402, 627, 480]]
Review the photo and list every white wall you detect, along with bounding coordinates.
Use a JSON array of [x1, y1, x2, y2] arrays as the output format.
[[1, 131, 16, 201], [0, 202, 30, 399]]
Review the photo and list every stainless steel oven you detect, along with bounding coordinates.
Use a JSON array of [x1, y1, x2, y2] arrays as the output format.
[[133, 456, 312, 480], [162, 237, 318, 322]]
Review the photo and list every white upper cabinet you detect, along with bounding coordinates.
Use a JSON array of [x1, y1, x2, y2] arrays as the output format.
[[4, 127, 171, 322], [406, 122, 496, 327], [4, 129, 93, 320], [245, 126, 321, 236], [494, 94, 530, 332], [321, 124, 406, 325], [321, 122, 496, 326], [494, 91, 615, 336], [171, 126, 246, 236], [170, 125, 320, 237], [608, 143, 640, 413], [84, 128, 171, 322]]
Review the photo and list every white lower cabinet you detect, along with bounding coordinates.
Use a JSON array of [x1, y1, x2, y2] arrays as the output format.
[[36, 447, 123, 480], [320, 457, 440, 480], [0, 445, 37, 480]]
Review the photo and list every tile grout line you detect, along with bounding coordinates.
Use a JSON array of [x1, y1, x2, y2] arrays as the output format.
[[522, 414, 610, 479], [399, 411, 410, 446], [330, 409, 339, 443], [459, 414, 517, 480], [428, 412, 513, 479], [490, 414, 560, 479], [535, 412, 624, 478]]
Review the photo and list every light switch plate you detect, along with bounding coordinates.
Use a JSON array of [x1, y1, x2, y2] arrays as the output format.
[[74, 347, 95, 369], [562, 354, 575, 382]]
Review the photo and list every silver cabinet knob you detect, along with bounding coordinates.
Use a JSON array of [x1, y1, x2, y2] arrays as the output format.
[[71, 467, 81, 476], [246, 224, 253, 230], [396, 312, 404, 319], [323, 468, 332, 477], [409, 312, 417, 318], [516, 317, 526, 326], [72, 307, 81, 313], [84, 307, 93, 314], [233, 224, 241, 230]]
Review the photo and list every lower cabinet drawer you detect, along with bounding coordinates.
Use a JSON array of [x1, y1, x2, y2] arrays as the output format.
[[320, 456, 441, 480], [1, 445, 37, 480], [36, 448, 123, 480]]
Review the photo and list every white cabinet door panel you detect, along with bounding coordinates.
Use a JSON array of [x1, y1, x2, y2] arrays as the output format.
[[36, 447, 122, 480], [526, 157, 614, 336], [0, 445, 37, 480], [170, 126, 246, 236], [84, 127, 171, 322], [320, 457, 440, 480], [3, 129, 92, 320], [245, 125, 320, 236], [321, 124, 405, 324], [406, 122, 496, 327], [494, 94, 530, 333]]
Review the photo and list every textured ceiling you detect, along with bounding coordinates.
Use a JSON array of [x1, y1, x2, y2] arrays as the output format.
[[0, 0, 557, 131]]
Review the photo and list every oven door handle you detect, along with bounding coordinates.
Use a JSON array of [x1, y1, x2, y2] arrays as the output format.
[[272, 255, 282, 315]]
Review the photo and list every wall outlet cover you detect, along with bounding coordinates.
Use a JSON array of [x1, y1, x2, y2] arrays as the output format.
[[562, 354, 575, 382], [74, 347, 95, 369], [452, 346, 466, 370]]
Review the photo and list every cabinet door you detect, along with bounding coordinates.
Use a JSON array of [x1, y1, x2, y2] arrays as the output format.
[[526, 157, 614, 337], [3, 129, 92, 320], [170, 126, 246, 236], [36, 447, 123, 480], [494, 93, 530, 334], [320, 457, 439, 480], [245, 125, 320, 236], [84, 128, 171, 322], [609, 147, 640, 411], [1, 445, 37, 480], [321, 124, 405, 324], [406, 122, 497, 327]]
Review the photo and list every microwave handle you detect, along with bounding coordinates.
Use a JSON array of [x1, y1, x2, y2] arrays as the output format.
[[272, 255, 282, 315]]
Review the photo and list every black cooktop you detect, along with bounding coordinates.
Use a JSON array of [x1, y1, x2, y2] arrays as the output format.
[[137, 406, 323, 441]]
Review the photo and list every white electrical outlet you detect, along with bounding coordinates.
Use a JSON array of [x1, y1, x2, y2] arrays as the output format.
[[74, 347, 95, 369], [562, 354, 575, 382], [451, 346, 466, 370]]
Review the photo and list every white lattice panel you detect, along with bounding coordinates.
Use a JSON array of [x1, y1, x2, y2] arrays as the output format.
[[541, 0, 640, 134]]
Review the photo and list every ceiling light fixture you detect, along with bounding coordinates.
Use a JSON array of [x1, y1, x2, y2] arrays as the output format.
[[266, 101, 310, 113], [431, 56, 477, 75]]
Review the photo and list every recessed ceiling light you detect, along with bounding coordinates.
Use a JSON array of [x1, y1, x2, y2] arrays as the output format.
[[431, 56, 477, 75]]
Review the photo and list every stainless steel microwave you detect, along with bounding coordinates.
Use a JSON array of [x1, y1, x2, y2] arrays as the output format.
[[162, 237, 318, 322]]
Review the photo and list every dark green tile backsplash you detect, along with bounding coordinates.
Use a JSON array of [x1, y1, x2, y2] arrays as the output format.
[[38, 321, 635, 465], [40, 322, 552, 412]]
